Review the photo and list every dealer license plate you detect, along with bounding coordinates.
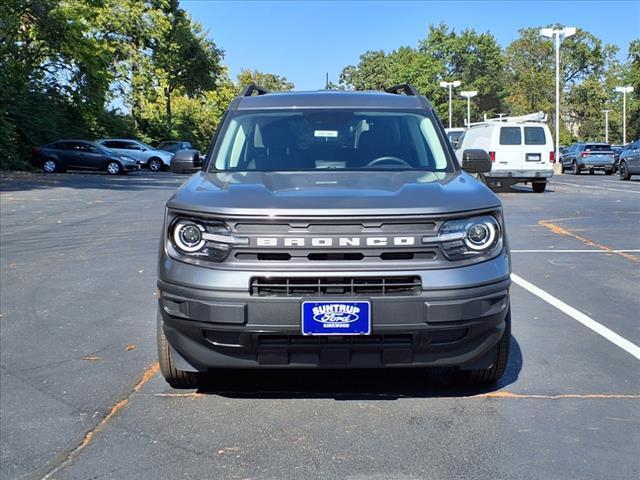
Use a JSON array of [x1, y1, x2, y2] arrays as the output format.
[[301, 301, 371, 336]]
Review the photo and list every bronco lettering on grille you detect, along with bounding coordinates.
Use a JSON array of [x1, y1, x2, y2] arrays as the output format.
[[254, 236, 417, 248]]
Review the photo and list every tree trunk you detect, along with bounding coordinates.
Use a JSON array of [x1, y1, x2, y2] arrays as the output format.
[[164, 86, 172, 134]]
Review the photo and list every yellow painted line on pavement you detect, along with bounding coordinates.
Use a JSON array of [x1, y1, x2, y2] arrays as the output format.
[[539, 219, 639, 263], [41, 362, 160, 479]]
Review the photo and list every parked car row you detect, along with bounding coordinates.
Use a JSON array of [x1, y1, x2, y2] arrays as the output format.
[[446, 115, 639, 190], [559, 140, 639, 180], [30, 138, 196, 175]]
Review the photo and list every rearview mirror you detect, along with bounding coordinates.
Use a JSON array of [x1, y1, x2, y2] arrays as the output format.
[[461, 149, 492, 174], [171, 149, 202, 174]]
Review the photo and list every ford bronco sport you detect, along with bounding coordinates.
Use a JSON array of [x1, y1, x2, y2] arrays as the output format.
[[157, 84, 511, 388]]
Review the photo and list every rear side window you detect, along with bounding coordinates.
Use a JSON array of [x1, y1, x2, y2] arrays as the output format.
[[50, 142, 70, 150], [585, 144, 611, 152], [524, 127, 546, 145], [500, 127, 521, 145]]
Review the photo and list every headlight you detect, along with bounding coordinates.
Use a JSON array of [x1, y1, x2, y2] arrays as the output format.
[[438, 215, 502, 260], [168, 217, 247, 263], [172, 221, 206, 252]]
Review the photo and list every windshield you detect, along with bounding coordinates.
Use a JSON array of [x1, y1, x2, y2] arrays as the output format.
[[210, 110, 452, 172]]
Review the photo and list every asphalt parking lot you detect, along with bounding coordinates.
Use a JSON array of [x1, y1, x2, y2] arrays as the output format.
[[1, 170, 638, 480]]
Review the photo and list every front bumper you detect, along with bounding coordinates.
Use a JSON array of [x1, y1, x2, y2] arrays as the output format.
[[158, 252, 511, 371], [488, 170, 554, 179]]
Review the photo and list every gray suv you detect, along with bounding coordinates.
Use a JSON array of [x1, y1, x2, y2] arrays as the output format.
[[157, 84, 511, 388]]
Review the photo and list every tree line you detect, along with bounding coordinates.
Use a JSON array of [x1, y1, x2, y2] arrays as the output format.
[[337, 24, 639, 146], [1, 1, 638, 170]]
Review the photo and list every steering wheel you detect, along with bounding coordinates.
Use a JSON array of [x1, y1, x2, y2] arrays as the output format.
[[365, 156, 412, 168]]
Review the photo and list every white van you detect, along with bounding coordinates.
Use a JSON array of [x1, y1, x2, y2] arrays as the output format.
[[454, 113, 554, 192]]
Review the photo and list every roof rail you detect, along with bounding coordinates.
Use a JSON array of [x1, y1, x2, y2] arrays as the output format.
[[240, 84, 270, 97], [385, 84, 419, 96], [468, 111, 547, 127]]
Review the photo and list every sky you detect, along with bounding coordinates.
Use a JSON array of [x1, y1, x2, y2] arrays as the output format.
[[182, 0, 640, 90]]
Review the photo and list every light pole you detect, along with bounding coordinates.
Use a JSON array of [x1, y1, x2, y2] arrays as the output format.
[[601, 109, 612, 144], [615, 86, 633, 144], [439, 80, 461, 128], [460, 91, 478, 126], [540, 26, 576, 173]]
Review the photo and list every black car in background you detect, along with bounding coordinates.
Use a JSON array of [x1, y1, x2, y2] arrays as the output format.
[[31, 140, 140, 174], [561, 142, 615, 175], [156, 141, 193, 153]]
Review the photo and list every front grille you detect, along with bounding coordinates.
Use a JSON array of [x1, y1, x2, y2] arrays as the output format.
[[257, 333, 413, 347], [234, 250, 436, 262], [250, 276, 422, 297], [222, 216, 446, 268]]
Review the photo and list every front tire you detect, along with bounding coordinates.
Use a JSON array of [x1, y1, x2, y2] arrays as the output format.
[[619, 161, 631, 180], [157, 312, 201, 389], [148, 157, 163, 172], [605, 169, 613, 176], [532, 181, 547, 193], [106, 161, 122, 175], [463, 309, 511, 384]]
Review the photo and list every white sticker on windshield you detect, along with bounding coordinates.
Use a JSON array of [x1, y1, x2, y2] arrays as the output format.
[[314, 130, 338, 138]]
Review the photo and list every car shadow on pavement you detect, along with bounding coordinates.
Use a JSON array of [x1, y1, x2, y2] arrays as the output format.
[[0, 171, 188, 193], [195, 337, 523, 400]]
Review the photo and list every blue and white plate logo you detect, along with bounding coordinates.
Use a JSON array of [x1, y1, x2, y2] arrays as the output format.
[[302, 301, 371, 335]]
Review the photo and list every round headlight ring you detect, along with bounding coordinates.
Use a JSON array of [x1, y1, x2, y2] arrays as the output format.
[[464, 220, 497, 251], [173, 221, 206, 252]]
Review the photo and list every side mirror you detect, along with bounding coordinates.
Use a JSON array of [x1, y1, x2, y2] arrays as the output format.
[[171, 149, 202, 173], [461, 149, 492, 174]]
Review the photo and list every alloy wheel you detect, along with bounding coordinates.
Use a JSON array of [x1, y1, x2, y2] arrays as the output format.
[[43, 160, 56, 173], [107, 162, 121, 175]]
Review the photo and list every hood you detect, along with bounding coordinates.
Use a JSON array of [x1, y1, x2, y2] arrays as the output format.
[[167, 170, 501, 216]]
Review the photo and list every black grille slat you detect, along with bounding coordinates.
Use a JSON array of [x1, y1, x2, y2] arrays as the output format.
[[257, 334, 413, 346], [251, 276, 421, 297]]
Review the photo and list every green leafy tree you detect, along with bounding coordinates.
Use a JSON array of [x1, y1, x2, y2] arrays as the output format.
[[504, 26, 618, 142], [339, 24, 504, 127], [236, 69, 294, 92], [150, 0, 223, 134], [624, 40, 640, 141], [419, 24, 505, 124]]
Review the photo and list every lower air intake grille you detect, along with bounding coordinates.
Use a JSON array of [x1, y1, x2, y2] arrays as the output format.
[[250, 276, 422, 297]]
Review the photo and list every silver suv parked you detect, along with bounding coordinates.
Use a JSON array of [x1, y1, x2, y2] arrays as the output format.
[[157, 84, 512, 388], [561, 142, 615, 175], [98, 139, 174, 171]]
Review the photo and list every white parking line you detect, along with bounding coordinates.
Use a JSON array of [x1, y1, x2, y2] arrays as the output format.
[[601, 180, 640, 187], [552, 181, 640, 194], [511, 273, 640, 360], [511, 249, 640, 253]]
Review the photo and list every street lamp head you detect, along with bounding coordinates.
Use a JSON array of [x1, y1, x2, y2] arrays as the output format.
[[539, 28, 554, 38], [452, 80, 461, 88], [539, 27, 576, 39], [439, 81, 448, 88], [615, 86, 634, 94], [460, 91, 478, 98]]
